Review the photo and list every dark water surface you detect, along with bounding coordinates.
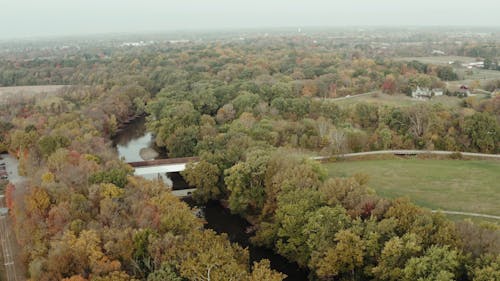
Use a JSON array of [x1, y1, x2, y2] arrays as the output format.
[[185, 200, 310, 281], [115, 118, 309, 281]]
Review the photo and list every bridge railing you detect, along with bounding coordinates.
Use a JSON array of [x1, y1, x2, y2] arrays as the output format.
[[127, 157, 200, 168]]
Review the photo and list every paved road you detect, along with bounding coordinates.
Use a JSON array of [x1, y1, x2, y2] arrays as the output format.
[[313, 150, 500, 160], [313, 91, 378, 102], [431, 210, 500, 220]]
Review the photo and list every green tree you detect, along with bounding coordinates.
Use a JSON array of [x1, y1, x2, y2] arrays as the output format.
[[89, 167, 131, 188], [274, 189, 323, 266], [315, 229, 365, 280], [224, 149, 271, 215], [402, 245, 459, 281], [231, 91, 261, 115], [165, 125, 199, 157], [464, 112, 499, 153], [147, 263, 183, 281], [182, 160, 221, 203], [372, 233, 422, 281], [133, 229, 156, 277], [247, 260, 286, 281], [304, 206, 352, 252], [179, 230, 248, 281], [437, 66, 458, 81], [38, 135, 70, 158], [470, 254, 500, 281]]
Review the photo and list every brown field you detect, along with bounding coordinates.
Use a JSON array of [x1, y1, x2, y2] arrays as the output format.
[[0, 85, 69, 105]]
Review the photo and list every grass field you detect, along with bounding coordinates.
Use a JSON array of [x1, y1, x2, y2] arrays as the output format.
[[324, 158, 500, 217]]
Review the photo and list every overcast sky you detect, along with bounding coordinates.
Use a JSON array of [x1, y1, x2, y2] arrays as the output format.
[[1, 0, 499, 39]]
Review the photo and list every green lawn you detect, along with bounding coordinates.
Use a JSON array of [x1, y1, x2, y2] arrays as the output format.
[[324, 159, 500, 216]]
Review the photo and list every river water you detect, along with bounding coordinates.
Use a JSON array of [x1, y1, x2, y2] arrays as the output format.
[[113, 116, 158, 162], [114, 117, 309, 281]]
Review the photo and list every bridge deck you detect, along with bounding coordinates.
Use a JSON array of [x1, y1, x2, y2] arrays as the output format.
[[128, 157, 200, 168]]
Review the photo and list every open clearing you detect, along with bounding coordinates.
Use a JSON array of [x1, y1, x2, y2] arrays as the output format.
[[324, 158, 500, 217]]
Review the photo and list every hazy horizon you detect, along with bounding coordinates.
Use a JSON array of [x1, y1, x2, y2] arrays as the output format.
[[2, 0, 500, 40]]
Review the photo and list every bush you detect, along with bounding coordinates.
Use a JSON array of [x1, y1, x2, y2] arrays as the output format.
[[89, 168, 130, 188], [449, 152, 463, 160]]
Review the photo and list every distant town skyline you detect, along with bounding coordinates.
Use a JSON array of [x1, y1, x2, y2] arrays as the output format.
[[1, 0, 500, 39]]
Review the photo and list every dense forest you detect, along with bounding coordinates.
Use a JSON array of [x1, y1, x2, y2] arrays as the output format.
[[0, 32, 499, 281]]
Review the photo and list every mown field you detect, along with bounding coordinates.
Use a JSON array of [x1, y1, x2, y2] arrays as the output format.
[[324, 158, 500, 217]]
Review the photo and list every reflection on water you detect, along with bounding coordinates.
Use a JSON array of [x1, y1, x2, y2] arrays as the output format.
[[116, 132, 154, 162], [113, 116, 158, 162]]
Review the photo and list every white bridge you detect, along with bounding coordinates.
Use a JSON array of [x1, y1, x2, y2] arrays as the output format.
[[134, 163, 189, 175], [128, 157, 199, 197]]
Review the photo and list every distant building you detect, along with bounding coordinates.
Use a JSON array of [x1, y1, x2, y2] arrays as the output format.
[[432, 50, 446, 55], [411, 86, 444, 100], [461, 61, 484, 69]]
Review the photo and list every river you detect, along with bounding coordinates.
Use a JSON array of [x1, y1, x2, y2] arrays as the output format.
[[114, 117, 309, 281]]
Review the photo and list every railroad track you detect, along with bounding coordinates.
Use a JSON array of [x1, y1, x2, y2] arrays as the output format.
[[0, 199, 17, 281]]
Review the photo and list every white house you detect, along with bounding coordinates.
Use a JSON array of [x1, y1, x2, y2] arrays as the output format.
[[432, 50, 446, 55], [411, 87, 444, 100]]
